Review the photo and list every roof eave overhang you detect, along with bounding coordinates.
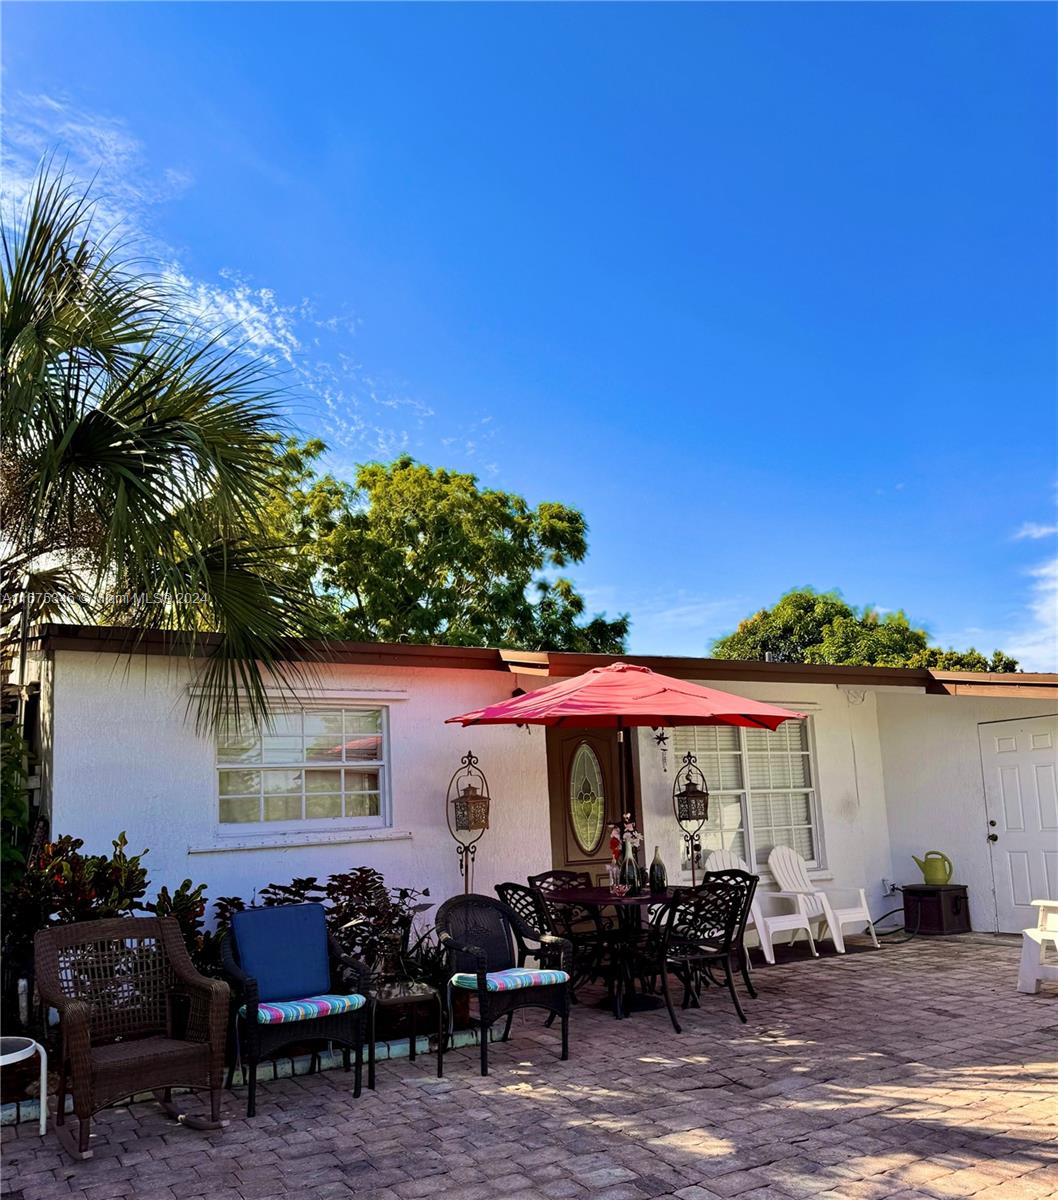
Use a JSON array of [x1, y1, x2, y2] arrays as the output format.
[[28, 624, 1058, 697]]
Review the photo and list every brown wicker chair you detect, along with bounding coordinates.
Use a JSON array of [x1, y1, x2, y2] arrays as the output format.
[[34, 915, 229, 1160]]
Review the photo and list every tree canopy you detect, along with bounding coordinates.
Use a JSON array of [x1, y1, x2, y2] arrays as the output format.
[[1, 170, 330, 731], [710, 589, 1018, 672], [263, 441, 629, 652]]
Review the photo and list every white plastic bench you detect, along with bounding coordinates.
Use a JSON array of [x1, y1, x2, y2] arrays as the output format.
[[1018, 900, 1058, 995]]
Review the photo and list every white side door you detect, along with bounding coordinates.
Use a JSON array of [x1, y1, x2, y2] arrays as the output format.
[[979, 716, 1058, 932]]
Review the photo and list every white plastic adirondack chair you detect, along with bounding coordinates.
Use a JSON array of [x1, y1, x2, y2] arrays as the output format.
[[767, 846, 880, 954], [705, 849, 818, 964]]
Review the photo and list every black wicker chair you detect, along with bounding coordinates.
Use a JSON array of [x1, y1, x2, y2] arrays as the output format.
[[650, 869, 758, 1028], [221, 903, 371, 1116], [435, 893, 571, 1076]]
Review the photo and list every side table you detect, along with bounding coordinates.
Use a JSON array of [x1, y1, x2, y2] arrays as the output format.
[[0, 1036, 48, 1135], [368, 981, 444, 1088]]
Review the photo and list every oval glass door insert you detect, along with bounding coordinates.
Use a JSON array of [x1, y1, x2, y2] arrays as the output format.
[[569, 742, 605, 853]]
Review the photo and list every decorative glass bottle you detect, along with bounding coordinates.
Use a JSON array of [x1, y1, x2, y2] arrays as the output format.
[[618, 837, 641, 894], [648, 846, 668, 894]]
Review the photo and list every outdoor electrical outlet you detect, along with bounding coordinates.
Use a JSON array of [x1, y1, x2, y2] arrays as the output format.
[[882, 878, 897, 896]]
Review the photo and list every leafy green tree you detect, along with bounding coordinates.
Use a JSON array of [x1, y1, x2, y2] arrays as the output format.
[[1, 170, 330, 731], [264, 445, 628, 651], [711, 589, 1017, 672]]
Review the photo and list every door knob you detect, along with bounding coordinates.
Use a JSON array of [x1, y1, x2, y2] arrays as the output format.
[[987, 833, 999, 842]]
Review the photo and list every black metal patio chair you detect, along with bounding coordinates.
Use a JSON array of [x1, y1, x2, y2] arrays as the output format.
[[648, 869, 758, 1028], [435, 893, 571, 1076], [527, 870, 616, 991]]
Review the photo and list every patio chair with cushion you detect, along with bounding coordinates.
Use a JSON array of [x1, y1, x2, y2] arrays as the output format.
[[767, 846, 880, 954], [34, 915, 229, 1160], [705, 848, 817, 964], [435, 893, 571, 1076], [221, 903, 370, 1117], [648, 869, 758, 1028]]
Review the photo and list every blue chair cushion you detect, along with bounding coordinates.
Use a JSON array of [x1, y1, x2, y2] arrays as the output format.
[[231, 904, 331, 1003], [241, 993, 366, 1025], [450, 968, 570, 992]]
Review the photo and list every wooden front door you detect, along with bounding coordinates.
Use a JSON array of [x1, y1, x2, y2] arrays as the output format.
[[546, 726, 635, 884]]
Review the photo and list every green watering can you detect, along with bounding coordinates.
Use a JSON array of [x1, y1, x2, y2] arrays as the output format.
[[913, 850, 953, 885]]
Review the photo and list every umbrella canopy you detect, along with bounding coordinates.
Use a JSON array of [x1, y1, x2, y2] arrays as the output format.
[[446, 662, 804, 730]]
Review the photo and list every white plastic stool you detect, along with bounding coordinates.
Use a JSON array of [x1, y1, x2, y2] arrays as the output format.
[[1018, 899, 1058, 994], [0, 1036, 48, 1135]]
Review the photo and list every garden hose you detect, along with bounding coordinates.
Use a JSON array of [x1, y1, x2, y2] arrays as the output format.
[[872, 885, 922, 944]]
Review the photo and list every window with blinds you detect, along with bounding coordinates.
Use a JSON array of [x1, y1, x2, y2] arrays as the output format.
[[672, 719, 819, 872]]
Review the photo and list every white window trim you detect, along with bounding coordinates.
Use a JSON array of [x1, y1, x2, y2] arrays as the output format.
[[674, 716, 825, 877], [215, 704, 393, 837], [189, 828, 413, 855]]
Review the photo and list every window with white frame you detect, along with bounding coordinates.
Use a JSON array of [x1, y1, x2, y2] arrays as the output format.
[[673, 719, 820, 871], [217, 708, 389, 830]]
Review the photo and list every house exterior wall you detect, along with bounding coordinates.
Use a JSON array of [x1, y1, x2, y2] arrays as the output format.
[[42, 645, 1055, 935], [46, 650, 550, 913], [634, 682, 896, 916], [876, 693, 1058, 932]]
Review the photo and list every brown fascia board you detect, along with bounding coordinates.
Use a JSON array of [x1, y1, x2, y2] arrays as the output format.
[[28, 624, 1058, 695], [29, 624, 505, 672]]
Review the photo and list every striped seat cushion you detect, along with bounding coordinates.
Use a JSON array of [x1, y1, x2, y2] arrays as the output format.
[[240, 993, 367, 1024], [450, 968, 570, 992]]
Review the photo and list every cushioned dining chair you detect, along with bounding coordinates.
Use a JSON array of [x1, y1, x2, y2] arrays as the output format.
[[34, 915, 228, 1159], [221, 903, 370, 1117], [436, 894, 571, 1076], [650, 869, 758, 1027]]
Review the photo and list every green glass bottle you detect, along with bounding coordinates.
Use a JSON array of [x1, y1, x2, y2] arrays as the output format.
[[648, 845, 668, 894]]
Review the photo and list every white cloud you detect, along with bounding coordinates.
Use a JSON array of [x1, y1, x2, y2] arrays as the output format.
[[2, 91, 466, 465], [1014, 522, 1058, 540], [938, 554, 1057, 673], [1006, 557, 1058, 672]]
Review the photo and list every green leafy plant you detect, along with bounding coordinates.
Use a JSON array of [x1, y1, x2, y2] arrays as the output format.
[[0, 725, 32, 887], [2, 167, 333, 735]]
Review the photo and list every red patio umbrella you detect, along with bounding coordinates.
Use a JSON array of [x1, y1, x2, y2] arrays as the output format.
[[446, 662, 805, 730]]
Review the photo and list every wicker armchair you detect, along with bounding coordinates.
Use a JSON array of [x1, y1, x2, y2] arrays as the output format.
[[34, 915, 229, 1160], [436, 893, 571, 1076], [221, 903, 370, 1117], [648, 869, 758, 1028]]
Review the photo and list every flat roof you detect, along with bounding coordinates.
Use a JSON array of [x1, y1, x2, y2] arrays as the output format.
[[27, 623, 1058, 698]]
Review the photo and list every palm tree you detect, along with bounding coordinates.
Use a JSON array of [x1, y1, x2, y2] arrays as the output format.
[[1, 168, 329, 734]]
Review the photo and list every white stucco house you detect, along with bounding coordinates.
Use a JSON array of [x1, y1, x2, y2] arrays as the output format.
[[24, 624, 1058, 936]]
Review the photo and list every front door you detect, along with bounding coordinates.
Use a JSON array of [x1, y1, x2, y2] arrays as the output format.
[[546, 727, 631, 884], [979, 715, 1058, 932]]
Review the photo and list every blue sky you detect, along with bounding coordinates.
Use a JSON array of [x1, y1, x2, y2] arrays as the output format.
[[4, 2, 1056, 667]]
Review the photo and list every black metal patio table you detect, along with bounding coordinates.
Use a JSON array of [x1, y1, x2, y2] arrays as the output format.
[[540, 886, 674, 1020]]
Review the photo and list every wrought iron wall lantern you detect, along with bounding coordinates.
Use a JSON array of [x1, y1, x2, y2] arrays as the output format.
[[445, 750, 492, 893], [673, 751, 710, 886]]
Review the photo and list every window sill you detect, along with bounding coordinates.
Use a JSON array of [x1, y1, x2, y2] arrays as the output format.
[[188, 829, 413, 855]]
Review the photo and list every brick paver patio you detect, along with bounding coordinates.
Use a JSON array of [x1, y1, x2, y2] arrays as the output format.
[[3, 936, 1056, 1200]]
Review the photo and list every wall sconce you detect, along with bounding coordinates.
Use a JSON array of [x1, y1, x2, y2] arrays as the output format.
[[673, 751, 710, 886], [445, 750, 492, 893]]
